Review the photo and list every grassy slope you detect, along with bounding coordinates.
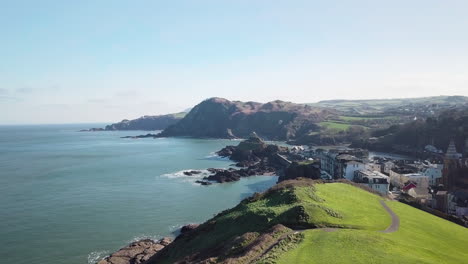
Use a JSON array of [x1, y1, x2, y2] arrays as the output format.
[[318, 122, 353, 131], [151, 181, 391, 263], [278, 192, 468, 264], [298, 183, 389, 230], [151, 181, 468, 263]]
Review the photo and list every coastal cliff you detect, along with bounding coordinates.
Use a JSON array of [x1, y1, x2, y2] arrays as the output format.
[[156, 98, 336, 140], [83, 113, 186, 132]]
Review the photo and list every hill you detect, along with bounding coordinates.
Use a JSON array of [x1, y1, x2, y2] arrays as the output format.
[[146, 180, 468, 264], [313, 95, 468, 116], [103, 112, 186, 131], [352, 107, 468, 155], [154, 96, 468, 145], [157, 98, 336, 140]]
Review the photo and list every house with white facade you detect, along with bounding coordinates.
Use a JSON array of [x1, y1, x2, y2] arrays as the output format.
[[354, 170, 389, 195], [420, 163, 443, 186], [343, 161, 366, 180]]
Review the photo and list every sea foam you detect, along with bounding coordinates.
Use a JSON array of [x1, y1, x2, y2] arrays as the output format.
[[87, 250, 110, 264]]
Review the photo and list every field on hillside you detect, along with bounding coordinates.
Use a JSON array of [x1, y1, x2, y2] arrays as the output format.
[[277, 188, 468, 264]]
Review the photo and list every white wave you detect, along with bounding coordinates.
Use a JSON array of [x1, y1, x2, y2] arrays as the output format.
[[204, 152, 230, 161], [128, 233, 162, 243], [168, 224, 184, 232], [161, 169, 213, 179], [87, 250, 110, 264]]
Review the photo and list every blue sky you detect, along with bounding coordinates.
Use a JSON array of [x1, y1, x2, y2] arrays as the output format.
[[1, 0, 468, 124]]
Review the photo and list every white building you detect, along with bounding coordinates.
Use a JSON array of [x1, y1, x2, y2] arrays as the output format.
[[420, 164, 443, 186], [383, 161, 395, 174], [354, 170, 389, 195], [343, 161, 366, 181]]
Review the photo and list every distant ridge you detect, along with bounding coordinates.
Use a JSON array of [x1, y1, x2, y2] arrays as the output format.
[[156, 97, 337, 140]]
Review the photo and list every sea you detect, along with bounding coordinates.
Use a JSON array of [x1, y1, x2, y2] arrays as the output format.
[[0, 124, 278, 264]]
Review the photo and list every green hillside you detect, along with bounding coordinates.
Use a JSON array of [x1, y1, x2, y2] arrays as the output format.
[[278, 200, 468, 264], [147, 180, 468, 264]]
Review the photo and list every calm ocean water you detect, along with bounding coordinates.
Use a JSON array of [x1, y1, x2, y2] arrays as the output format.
[[0, 124, 278, 264]]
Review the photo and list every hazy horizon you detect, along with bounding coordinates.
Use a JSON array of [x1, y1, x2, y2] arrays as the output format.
[[2, 1, 468, 124], [1, 94, 466, 125]]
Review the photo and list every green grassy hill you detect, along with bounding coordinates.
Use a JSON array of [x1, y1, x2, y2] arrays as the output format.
[[278, 199, 468, 264], [147, 180, 468, 264]]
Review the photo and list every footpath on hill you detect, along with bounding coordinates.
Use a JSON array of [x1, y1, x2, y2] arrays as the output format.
[[379, 200, 400, 233]]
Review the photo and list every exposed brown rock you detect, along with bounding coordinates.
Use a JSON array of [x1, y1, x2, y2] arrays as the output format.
[[97, 237, 173, 264]]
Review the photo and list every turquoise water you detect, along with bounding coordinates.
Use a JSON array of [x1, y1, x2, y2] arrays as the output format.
[[0, 124, 278, 264]]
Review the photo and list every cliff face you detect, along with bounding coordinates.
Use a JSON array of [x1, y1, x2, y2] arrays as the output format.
[[157, 98, 336, 140], [104, 113, 185, 131]]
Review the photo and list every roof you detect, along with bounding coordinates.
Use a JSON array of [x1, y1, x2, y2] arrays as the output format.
[[346, 161, 363, 165], [402, 182, 417, 191], [336, 154, 358, 161], [357, 170, 389, 179]]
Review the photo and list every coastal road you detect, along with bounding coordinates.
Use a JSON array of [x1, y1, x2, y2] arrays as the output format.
[[379, 200, 400, 233]]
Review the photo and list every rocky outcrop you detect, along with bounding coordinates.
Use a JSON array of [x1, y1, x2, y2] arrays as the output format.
[[83, 113, 186, 132], [204, 165, 276, 183], [80, 128, 105, 132], [156, 98, 336, 140], [105, 113, 185, 131], [200, 133, 289, 184], [183, 170, 202, 176], [97, 237, 173, 264], [120, 133, 159, 139]]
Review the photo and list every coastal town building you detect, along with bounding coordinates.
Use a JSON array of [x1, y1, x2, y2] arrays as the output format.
[[354, 170, 389, 195], [383, 161, 395, 174], [365, 163, 382, 173], [405, 161, 443, 186], [343, 161, 366, 181], [421, 164, 443, 186], [389, 170, 429, 198], [433, 140, 468, 216], [439, 140, 468, 191], [448, 191, 468, 217], [319, 149, 368, 180]]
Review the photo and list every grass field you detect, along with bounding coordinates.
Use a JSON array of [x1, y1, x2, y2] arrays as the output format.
[[338, 115, 398, 121], [318, 122, 352, 131], [277, 188, 468, 264]]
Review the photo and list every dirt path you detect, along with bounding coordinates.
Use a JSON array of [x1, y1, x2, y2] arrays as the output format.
[[379, 200, 400, 233]]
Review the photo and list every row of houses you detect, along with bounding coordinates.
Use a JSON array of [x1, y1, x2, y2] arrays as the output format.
[[317, 148, 391, 195], [307, 147, 446, 198]]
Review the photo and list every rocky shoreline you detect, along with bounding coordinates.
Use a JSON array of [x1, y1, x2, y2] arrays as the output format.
[[97, 237, 173, 264], [97, 223, 201, 264], [191, 133, 291, 185]]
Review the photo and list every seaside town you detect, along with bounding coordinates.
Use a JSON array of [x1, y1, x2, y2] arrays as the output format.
[[290, 139, 468, 227]]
